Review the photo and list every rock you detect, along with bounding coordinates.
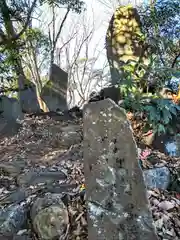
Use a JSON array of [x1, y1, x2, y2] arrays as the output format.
[[0, 183, 77, 206], [0, 233, 14, 240], [83, 99, 158, 240], [145, 132, 180, 157], [17, 170, 67, 187], [13, 235, 32, 240], [142, 131, 155, 146], [41, 64, 68, 112], [0, 160, 26, 178], [44, 183, 78, 195], [67, 106, 83, 118], [60, 125, 82, 147], [0, 203, 28, 234], [0, 96, 24, 121], [169, 178, 180, 193], [0, 189, 26, 205], [0, 177, 13, 189], [143, 167, 170, 190], [0, 118, 21, 138], [20, 84, 41, 113], [88, 86, 121, 104], [31, 193, 69, 240], [164, 134, 180, 157], [59, 144, 83, 162], [0, 232, 32, 240]]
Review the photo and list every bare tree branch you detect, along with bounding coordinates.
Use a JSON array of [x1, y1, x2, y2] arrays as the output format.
[[54, 8, 70, 48]]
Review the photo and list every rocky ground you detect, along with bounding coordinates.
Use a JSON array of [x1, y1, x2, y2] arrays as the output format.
[[0, 109, 180, 240]]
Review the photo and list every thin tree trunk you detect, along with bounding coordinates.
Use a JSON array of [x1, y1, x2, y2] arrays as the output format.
[[13, 54, 26, 110], [29, 41, 49, 112]]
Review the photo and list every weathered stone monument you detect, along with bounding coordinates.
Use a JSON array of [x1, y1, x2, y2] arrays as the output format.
[[106, 5, 150, 90], [41, 64, 68, 112], [0, 80, 41, 114], [20, 83, 41, 113], [83, 99, 158, 239], [0, 95, 24, 121]]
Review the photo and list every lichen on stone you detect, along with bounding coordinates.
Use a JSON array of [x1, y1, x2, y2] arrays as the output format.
[[106, 5, 150, 88]]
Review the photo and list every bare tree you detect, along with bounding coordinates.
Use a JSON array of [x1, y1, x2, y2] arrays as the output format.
[[55, 8, 110, 108], [21, 1, 111, 109], [48, 4, 71, 74], [20, 2, 82, 112]]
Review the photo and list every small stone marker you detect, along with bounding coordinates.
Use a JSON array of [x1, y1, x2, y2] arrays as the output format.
[[83, 99, 158, 240], [0, 95, 24, 120], [41, 64, 68, 111], [20, 84, 41, 113]]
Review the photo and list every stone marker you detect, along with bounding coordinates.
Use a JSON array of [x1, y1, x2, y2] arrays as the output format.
[[83, 98, 158, 240], [0, 95, 24, 121], [41, 64, 68, 112], [20, 83, 41, 113], [106, 5, 149, 90]]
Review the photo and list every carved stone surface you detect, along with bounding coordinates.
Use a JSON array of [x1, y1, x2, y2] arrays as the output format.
[[83, 98, 158, 240], [106, 5, 149, 87]]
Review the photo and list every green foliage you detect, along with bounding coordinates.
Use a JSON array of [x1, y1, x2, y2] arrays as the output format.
[[0, 26, 50, 90], [21, 28, 50, 50], [139, 0, 180, 89], [0, 0, 85, 89], [0, 0, 34, 87], [142, 99, 180, 135], [119, 58, 180, 135], [20, 27, 50, 70], [117, 0, 180, 135], [141, 0, 180, 39], [121, 82, 180, 135], [120, 58, 180, 134], [0, 46, 18, 82]]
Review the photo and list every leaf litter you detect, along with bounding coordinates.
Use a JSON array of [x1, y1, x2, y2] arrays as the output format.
[[0, 112, 179, 239]]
